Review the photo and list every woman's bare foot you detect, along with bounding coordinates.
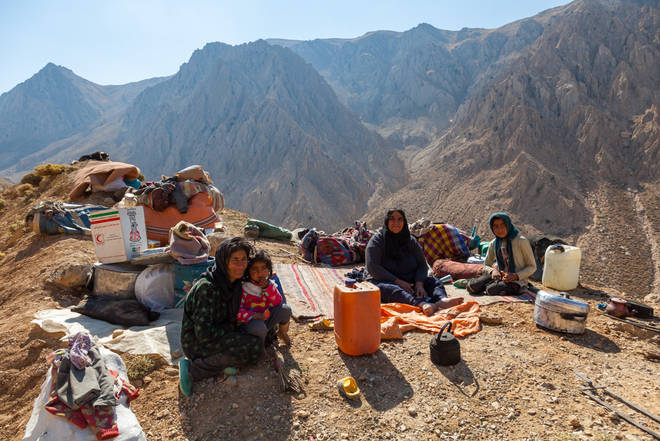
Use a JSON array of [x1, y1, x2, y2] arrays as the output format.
[[422, 297, 464, 316], [435, 297, 464, 310], [421, 302, 436, 316]]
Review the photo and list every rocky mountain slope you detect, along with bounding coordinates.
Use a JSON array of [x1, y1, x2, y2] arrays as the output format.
[[114, 41, 403, 231], [0, 63, 165, 173], [359, 0, 659, 299]]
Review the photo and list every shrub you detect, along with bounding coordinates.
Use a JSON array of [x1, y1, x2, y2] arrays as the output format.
[[16, 183, 35, 197], [124, 354, 158, 382], [35, 163, 68, 176], [20, 172, 42, 186]]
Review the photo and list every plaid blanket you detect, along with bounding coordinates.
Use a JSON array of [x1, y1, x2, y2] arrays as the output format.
[[417, 224, 471, 265]]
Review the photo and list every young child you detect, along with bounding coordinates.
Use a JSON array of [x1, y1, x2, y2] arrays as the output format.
[[238, 250, 292, 345]]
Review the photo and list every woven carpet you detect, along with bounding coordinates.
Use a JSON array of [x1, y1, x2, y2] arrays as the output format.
[[273, 263, 536, 318], [274, 263, 354, 319], [444, 283, 537, 305]]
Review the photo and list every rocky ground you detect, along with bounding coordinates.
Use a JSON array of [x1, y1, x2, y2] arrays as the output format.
[[0, 169, 659, 441]]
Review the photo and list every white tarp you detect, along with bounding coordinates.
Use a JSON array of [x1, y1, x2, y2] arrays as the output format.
[[32, 308, 184, 365], [22, 347, 147, 441]]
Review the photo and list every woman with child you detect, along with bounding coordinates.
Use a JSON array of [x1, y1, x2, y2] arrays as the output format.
[[179, 237, 291, 396], [366, 209, 463, 315]]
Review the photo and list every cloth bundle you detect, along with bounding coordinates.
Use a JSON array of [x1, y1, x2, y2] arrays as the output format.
[[45, 333, 139, 440], [166, 221, 210, 264]]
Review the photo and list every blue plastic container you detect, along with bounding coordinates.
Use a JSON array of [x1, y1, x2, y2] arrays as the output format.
[[173, 257, 215, 308]]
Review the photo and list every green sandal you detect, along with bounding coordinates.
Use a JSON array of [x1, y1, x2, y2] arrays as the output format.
[[179, 359, 192, 396]]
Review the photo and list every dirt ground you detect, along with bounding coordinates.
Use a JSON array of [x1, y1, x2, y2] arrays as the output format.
[[0, 170, 659, 441]]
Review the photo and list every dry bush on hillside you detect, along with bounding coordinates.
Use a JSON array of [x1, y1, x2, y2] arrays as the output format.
[[19, 172, 41, 187], [34, 163, 69, 176]]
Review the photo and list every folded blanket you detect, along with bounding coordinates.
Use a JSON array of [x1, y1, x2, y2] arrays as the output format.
[[380, 300, 480, 337]]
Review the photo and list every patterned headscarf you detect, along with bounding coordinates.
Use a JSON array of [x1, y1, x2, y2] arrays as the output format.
[[489, 212, 519, 273]]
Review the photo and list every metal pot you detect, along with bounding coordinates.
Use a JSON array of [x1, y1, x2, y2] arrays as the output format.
[[533, 290, 589, 334]]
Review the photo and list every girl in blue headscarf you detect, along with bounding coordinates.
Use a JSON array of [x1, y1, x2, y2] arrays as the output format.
[[466, 213, 536, 296]]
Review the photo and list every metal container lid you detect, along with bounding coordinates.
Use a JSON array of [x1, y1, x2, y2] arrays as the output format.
[[535, 290, 589, 315], [93, 262, 146, 273]]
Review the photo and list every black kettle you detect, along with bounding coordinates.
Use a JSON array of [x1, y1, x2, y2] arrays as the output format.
[[430, 322, 461, 366]]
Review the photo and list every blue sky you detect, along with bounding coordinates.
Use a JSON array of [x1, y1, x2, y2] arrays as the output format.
[[1, 0, 571, 94]]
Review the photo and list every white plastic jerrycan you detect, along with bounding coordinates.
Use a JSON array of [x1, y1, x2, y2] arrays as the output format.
[[542, 244, 581, 291]]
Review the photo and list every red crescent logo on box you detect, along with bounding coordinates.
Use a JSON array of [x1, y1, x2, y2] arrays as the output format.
[[95, 233, 104, 245]]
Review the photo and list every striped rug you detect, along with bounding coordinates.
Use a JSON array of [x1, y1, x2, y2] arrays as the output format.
[[273, 263, 353, 319], [273, 263, 536, 319]]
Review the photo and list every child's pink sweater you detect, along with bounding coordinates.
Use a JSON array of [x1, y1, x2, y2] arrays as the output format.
[[237, 280, 283, 323]]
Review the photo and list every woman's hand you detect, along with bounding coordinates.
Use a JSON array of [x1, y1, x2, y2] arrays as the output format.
[[502, 272, 519, 282], [394, 279, 413, 293], [414, 281, 427, 299], [491, 269, 502, 280]]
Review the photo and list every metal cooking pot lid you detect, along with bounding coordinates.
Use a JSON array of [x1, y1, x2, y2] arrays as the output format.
[[535, 290, 589, 314]]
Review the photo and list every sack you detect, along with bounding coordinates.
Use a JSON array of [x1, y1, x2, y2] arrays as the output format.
[[135, 264, 175, 312], [166, 221, 210, 264], [432, 259, 483, 280], [300, 222, 374, 266], [72, 296, 160, 327], [526, 234, 568, 281], [173, 165, 213, 184], [26, 201, 108, 235]]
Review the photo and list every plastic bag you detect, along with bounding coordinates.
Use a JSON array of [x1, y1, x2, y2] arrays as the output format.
[[135, 264, 175, 312]]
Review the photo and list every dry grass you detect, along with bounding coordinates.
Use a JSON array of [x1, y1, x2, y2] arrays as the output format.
[[124, 354, 160, 382], [34, 163, 69, 176]]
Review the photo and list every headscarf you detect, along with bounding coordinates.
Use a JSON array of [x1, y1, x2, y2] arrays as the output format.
[[489, 212, 519, 273], [202, 237, 253, 319], [382, 209, 411, 261]]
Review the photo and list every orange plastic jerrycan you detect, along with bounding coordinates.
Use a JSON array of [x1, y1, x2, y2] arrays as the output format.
[[333, 279, 381, 356]]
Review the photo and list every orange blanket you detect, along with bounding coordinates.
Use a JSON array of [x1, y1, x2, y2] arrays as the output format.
[[380, 301, 480, 337]]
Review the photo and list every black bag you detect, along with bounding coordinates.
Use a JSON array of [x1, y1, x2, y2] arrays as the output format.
[[430, 322, 461, 366], [73, 296, 160, 327]]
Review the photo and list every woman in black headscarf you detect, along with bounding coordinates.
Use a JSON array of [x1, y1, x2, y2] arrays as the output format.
[[366, 209, 463, 315], [179, 237, 262, 396]]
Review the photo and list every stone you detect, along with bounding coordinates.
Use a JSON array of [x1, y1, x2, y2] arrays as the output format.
[[143, 376, 152, 385], [408, 406, 417, 417], [164, 367, 178, 376], [480, 314, 503, 325], [231, 403, 239, 409], [28, 339, 46, 349], [527, 409, 537, 415], [46, 262, 92, 289], [296, 410, 310, 419], [568, 416, 581, 428]]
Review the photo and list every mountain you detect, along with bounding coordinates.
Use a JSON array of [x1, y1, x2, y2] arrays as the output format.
[[269, 19, 548, 147], [114, 41, 403, 230], [0, 64, 166, 175], [361, 0, 660, 297]]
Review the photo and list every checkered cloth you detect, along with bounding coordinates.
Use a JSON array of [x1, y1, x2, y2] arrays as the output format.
[[416, 224, 471, 264]]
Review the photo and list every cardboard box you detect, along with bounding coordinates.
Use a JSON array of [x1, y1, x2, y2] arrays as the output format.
[[90, 207, 148, 263]]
